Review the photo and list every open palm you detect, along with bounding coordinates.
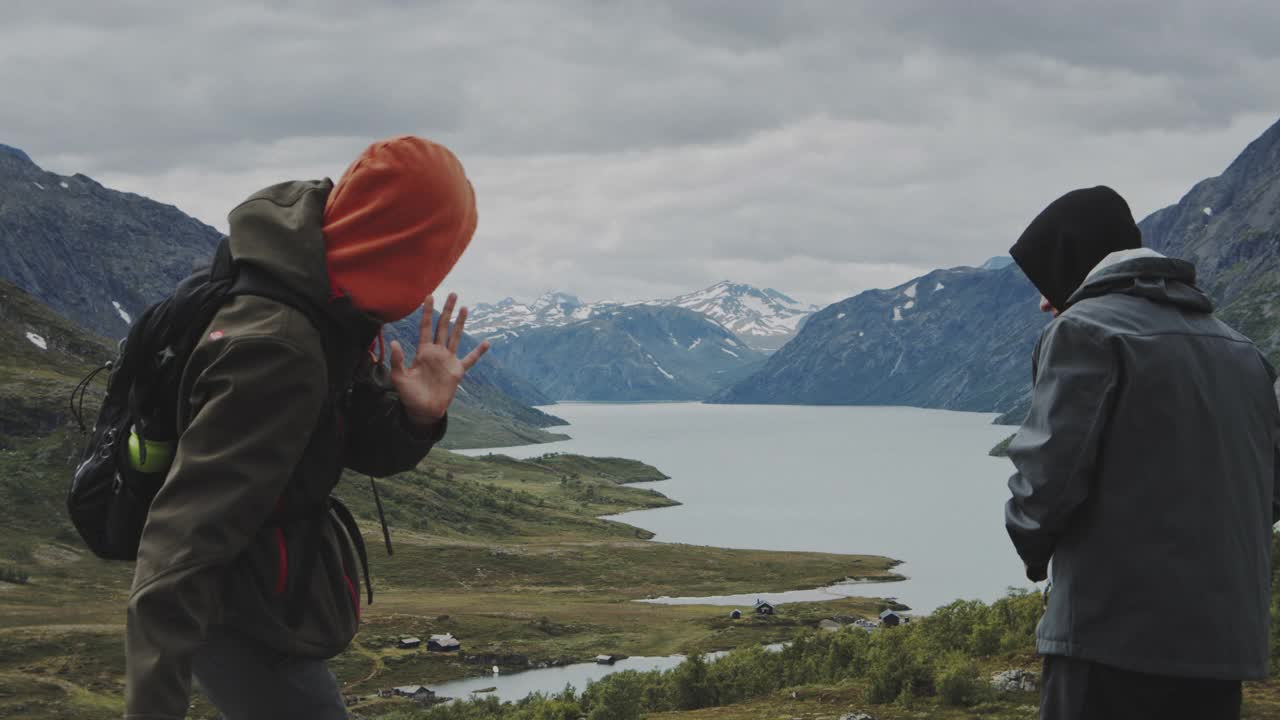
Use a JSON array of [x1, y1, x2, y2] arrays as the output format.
[[388, 293, 489, 428]]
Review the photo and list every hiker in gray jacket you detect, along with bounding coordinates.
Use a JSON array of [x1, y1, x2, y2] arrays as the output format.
[[1004, 186, 1280, 720]]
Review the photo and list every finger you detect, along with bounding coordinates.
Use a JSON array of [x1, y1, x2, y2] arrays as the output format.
[[419, 295, 434, 346], [434, 293, 458, 346], [461, 340, 490, 371], [448, 307, 468, 353], [389, 340, 406, 374]]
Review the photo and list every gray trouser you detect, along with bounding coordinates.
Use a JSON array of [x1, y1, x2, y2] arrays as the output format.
[[192, 626, 348, 720], [1041, 655, 1241, 720]]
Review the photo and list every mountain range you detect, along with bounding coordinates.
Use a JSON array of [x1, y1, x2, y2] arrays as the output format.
[[0, 146, 566, 449], [490, 304, 765, 401], [470, 281, 817, 353], [715, 120, 1280, 419]]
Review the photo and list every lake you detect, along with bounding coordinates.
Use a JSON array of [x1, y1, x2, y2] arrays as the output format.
[[463, 402, 1035, 614]]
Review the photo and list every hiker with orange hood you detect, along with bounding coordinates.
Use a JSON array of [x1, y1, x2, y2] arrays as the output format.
[[124, 136, 484, 719]]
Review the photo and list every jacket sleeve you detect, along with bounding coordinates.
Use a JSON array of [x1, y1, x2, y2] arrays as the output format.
[[342, 359, 446, 478], [125, 337, 327, 720], [1271, 374, 1280, 526], [1005, 318, 1118, 582]]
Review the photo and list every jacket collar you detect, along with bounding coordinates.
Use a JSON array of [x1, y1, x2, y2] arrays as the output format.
[[1067, 249, 1213, 313]]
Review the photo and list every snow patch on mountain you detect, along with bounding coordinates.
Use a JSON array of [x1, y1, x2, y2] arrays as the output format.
[[25, 332, 47, 350], [648, 281, 818, 351], [112, 300, 132, 324], [469, 281, 816, 353]]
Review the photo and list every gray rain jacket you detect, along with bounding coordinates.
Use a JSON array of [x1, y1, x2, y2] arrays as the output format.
[[1005, 249, 1280, 680]]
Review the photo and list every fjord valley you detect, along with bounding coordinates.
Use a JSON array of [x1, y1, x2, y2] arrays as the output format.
[[2, 113, 1280, 719]]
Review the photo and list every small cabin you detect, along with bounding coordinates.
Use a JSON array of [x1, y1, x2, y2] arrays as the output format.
[[730, 609, 742, 620], [595, 654, 618, 665], [754, 599, 775, 615], [879, 610, 902, 627], [428, 633, 461, 652], [397, 637, 422, 650], [393, 685, 435, 701]]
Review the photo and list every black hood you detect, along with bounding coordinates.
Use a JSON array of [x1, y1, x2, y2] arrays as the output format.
[[1010, 186, 1141, 311]]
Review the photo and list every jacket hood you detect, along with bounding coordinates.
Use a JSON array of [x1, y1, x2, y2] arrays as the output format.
[[227, 179, 334, 306], [1010, 185, 1142, 311], [226, 179, 381, 340], [323, 136, 477, 323], [1067, 248, 1214, 314]]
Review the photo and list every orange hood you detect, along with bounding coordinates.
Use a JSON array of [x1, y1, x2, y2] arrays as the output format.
[[323, 136, 477, 322]]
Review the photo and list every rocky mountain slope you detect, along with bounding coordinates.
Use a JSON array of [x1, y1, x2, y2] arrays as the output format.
[[491, 305, 766, 401], [0, 146, 565, 443], [716, 118, 1280, 417], [710, 269, 1043, 410], [0, 144, 222, 339]]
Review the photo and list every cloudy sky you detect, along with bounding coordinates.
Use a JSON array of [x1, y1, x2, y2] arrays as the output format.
[[5, 1, 1280, 306]]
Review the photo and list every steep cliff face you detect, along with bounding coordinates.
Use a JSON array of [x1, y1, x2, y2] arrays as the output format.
[[1140, 120, 1280, 366]]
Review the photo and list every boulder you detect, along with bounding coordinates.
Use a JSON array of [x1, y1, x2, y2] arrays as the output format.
[[990, 668, 1038, 693]]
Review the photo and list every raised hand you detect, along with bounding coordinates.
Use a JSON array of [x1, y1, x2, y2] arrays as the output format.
[[388, 293, 490, 428]]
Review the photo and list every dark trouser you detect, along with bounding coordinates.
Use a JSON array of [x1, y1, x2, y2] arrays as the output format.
[[1041, 655, 1241, 720], [192, 626, 348, 720]]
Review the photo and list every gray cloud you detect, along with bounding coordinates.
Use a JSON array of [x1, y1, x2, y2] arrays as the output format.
[[4, 0, 1279, 306]]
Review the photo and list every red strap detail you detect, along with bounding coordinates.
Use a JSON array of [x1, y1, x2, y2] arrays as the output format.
[[274, 527, 288, 596], [344, 574, 361, 621], [367, 328, 386, 364]]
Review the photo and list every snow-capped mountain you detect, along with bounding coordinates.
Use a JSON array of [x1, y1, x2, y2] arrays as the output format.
[[468, 292, 596, 341], [644, 281, 818, 351], [471, 282, 817, 352], [490, 305, 765, 401]]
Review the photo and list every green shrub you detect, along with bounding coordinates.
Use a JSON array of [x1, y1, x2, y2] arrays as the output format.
[[584, 670, 644, 720], [936, 652, 985, 707], [866, 626, 934, 704]]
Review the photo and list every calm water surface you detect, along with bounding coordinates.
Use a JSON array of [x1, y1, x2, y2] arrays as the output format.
[[464, 402, 1034, 614]]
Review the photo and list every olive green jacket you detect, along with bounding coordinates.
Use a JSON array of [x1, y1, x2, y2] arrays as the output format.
[[125, 181, 443, 718]]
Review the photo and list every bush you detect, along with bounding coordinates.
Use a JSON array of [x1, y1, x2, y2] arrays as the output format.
[[866, 626, 934, 704], [669, 653, 716, 710], [583, 671, 644, 720], [936, 652, 985, 707]]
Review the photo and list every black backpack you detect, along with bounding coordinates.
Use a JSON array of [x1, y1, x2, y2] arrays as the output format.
[[66, 238, 347, 561]]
